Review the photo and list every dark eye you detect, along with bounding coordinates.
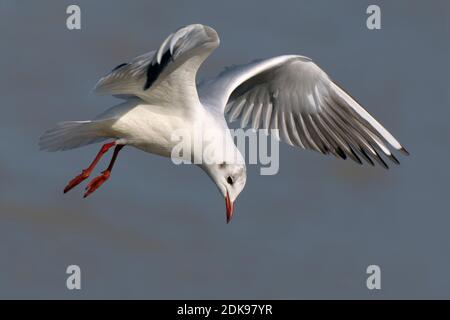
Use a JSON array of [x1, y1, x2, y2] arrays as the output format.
[[227, 176, 233, 185]]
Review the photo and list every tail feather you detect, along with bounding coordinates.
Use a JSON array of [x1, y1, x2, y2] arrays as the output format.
[[39, 121, 108, 152]]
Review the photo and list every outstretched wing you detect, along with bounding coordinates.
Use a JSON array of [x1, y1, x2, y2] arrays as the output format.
[[94, 24, 220, 107], [199, 55, 408, 168]]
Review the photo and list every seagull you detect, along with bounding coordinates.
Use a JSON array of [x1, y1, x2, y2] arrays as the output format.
[[39, 24, 408, 223]]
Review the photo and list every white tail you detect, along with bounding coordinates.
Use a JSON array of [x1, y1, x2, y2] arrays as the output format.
[[39, 121, 108, 152]]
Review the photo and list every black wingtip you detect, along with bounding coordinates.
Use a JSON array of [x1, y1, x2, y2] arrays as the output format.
[[349, 147, 363, 165], [388, 154, 400, 165], [336, 147, 347, 160], [111, 63, 128, 72], [373, 150, 389, 170], [399, 147, 410, 156], [143, 50, 173, 91], [359, 148, 375, 166]]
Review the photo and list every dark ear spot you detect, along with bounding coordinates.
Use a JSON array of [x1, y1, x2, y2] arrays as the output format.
[[219, 162, 226, 169]]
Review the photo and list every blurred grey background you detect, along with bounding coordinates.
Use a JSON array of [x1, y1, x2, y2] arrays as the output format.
[[0, 0, 449, 299]]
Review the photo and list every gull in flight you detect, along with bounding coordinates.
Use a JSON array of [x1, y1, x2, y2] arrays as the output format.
[[39, 24, 408, 223]]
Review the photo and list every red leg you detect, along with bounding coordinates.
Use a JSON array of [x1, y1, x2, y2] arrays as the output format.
[[63, 142, 116, 194], [84, 144, 124, 198]]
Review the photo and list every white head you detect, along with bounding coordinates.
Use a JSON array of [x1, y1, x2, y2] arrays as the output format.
[[201, 161, 247, 223]]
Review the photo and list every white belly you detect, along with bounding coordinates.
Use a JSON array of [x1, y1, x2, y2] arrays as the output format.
[[98, 99, 238, 164], [108, 103, 193, 157]]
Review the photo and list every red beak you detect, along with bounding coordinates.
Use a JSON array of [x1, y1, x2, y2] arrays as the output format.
[[225, 191, 234, 223]]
